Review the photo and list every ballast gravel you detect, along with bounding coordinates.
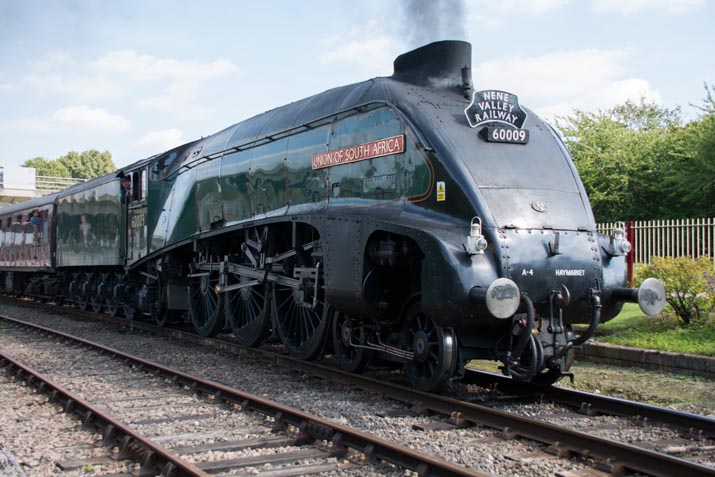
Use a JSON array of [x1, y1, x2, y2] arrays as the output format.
[[1, 298, 713, 476]]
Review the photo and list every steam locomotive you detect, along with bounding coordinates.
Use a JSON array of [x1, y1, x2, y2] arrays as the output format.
[[0, 41, 665, 391]]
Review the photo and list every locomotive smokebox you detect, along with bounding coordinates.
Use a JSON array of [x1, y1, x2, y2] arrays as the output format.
[[392, 40, 472, 90]]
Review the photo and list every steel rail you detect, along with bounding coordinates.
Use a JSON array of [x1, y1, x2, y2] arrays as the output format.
[[0, 314, 486, 477], [462, 368, 715, 438], [265, 353, 715, 477], [3, 302, 715, 476], [86, 315, 715, 476], [72, 302, 715, 441], [0, 352, 209, 477]]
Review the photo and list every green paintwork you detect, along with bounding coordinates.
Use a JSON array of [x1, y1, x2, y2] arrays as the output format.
[[221, 149, 252, 223], [166, 168, 198, 244], [155, 105, 432, 249], [196, 158, 223, 231], [285, 125, 330, 213], [249, 139, 288, 217]]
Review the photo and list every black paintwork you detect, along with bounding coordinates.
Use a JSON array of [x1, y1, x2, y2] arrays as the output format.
[[0, 41, 637, 388]]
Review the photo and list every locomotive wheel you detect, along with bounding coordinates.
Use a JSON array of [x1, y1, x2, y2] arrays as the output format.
[[272, 232, 328, 360], [225, 227, 272, 346], [77, 295, 90, 311], [150, 281, 180, 327], [91, 281, 106, 313], [152, 298, 182, 327], [225, 275, 271, 347], [188, 272, 225, 337], [77, 274, 95, 312], [106, 299, 120, 317], [401, 304, 457, 392], [91, 295, 103, 313], [122, 304, 136, 321], [105, 281, 119, 316], [332, 311, 372, 373], [273, 283, 329, 361], [154, 309, 181, 327]]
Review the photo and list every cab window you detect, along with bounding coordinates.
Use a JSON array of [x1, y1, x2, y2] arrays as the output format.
[[131, 170, 146, 202]]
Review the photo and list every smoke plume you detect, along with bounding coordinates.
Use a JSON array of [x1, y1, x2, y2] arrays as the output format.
[[402, 0, 468, 48]]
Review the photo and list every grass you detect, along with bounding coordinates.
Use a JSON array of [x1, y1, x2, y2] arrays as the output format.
[[593, 303, 715, 356], [560, 362, 715, 412]]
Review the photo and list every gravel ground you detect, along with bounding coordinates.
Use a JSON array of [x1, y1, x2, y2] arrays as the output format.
[[0, 323, 399, 476], [1, 297, 714, 476], [0, 371, 134, 477]]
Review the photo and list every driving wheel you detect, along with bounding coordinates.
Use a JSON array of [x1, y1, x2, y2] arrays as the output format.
[[401, 304, 457, 392], [226, 274, 271, 346], [188, 270, 225, 337], [225, 228, 272, 346]]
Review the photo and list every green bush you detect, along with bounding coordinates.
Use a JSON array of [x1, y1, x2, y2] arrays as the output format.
[[636, 256, 715, 325]]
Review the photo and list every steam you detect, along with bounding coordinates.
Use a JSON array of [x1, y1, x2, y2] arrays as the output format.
[[402, 0, 468, 48]]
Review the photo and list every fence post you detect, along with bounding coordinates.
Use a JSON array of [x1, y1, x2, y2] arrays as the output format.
[[626, 220, 635, 286]]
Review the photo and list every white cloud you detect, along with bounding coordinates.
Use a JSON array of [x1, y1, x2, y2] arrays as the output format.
[[537, 79, 661, 118], [28, 50, 73, 71], [476, 49, 632, 97], [0, 82, 17, 92], [134, 129, 184, 153], [470, 0, 569, 27], [88, 50, 239, 114], [23, 73, 122, 100], [3, 105, 130, 134], [136, 79, 208, 117], [473, 0, 569, 15], [53, 105, 130, 132], [91, 50, 237, 82], [12, 50, 238, 105], [474, 48, 660, 120], [17, 51, 120, 100], [318, 20, 397, 77], [591, 0, 705, 15]]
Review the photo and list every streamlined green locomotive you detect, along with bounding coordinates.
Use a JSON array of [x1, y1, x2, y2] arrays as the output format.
[[0, 41, 664, 391]]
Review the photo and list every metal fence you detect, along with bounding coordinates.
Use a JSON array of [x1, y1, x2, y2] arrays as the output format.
[[36, 175, 87, 192], [597, 218, 715, 266]]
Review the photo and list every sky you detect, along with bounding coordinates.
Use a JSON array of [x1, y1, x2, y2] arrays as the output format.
[[1, 0, 713, 172]]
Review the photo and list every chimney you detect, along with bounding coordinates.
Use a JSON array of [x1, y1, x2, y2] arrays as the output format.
[[392, 40, 472, 92]]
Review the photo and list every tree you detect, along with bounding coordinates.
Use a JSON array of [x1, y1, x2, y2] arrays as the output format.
[[22, 156, 71, 177], [22, 150, 115, 180], [556, 99, 683, 222], [57, 150, 115, 179], [666, 84, 715, 217]]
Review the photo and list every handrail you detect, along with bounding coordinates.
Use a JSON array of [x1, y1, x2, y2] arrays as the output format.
[[35, 176, 88, 191]]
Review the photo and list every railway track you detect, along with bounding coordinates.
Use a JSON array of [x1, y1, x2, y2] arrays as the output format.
[[462, 369, 715, 438], [1, 296, 714, 476], [0, 314, 484, 477]]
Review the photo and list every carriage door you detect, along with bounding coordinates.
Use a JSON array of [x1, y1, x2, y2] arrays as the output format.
[[127, 168, 148, 263]]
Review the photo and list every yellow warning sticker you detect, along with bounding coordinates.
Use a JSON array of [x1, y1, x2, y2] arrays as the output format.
[[436, 181, 446, 201]]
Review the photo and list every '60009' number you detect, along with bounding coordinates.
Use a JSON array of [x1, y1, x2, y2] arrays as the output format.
[[481, 126, 529, 145]]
